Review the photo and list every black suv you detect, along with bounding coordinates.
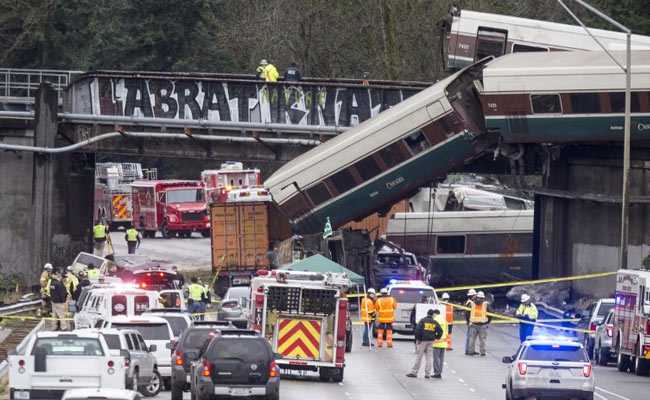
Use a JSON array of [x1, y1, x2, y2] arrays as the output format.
[[190, 330, 280, 400]]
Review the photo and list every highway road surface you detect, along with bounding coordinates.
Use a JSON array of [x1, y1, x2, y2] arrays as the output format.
[[155, 324, 648, 400], [109, 232, 211, 270]]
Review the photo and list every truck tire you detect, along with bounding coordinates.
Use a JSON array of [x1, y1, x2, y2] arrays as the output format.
[[345, 330, 353, 353], [617, 349, 631, 372], [634, 342, 650, 376], [131, 371, 139, 392], [141, 371, 162, 397], [331, 367, 344, 383], [201, 229, 210, 238], [318, 367, 330, 382]]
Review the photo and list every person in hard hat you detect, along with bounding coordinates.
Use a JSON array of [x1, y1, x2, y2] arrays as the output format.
[[64, 266, 79, 300], [40, 263, 53, 297], [466, 291, 490, 356], [124, 224, 142, 254], [464, 288, 477, 354], [256, 59, 279, 82], [360, 288, 377, 346], [515, 293, 538, 342], [406, 308, 443, 379], [73, 270, 91, 302], [431, 308, 448, 378], [187, 277, 206, 318], [375, 288, 397, 348], [441, 292, 454, 350], [48, 270, 69, 331], [93, 220, 109, 256], [39, 263, 53, 317]]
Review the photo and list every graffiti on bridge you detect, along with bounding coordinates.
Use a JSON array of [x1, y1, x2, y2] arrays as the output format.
[[87, 78, 420, 127]]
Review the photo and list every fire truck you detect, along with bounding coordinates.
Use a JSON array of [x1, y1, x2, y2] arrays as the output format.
[[614, 268, 650, 375], [249, 270, 349, 382], [201, 161, 270, 203], [132, 180, 210, 238]]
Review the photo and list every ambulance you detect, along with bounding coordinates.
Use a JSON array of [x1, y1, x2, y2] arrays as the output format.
[[613, 268, 650, 375], [248, 270, 349, 382]]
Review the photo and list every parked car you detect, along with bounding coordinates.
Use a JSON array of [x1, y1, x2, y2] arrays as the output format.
[[9, 331, 126, 400], [593, 309, 616, 366], [171, 326, 225, 400], [109, 316, 175, 389], [576, 298, 615, 356], [62, 388, 141, 400], [217, 287, 251, 329], [190, 330, 280, 400], [142, 309, 192, 338], [502, 337, 594, 400], [83, 328, 161, 397]]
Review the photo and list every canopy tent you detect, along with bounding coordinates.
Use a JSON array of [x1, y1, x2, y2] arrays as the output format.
[[280, 254, 365, 286]]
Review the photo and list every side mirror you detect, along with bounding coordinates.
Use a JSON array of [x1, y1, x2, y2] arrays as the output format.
[[502, 356, 513, 364], [149, 345, 157, 352]]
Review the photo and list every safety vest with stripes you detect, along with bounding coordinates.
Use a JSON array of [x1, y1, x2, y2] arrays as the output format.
[[469, 301, 488, 324], [93, 224, 107, 240], [360, 297, 376, 322], [516, 303, 538, 321], [375, 296, 397, 323], [432, 314, 448, 349], [188, 283, 204, 302], [87, 268, 100, 280], [126, 228, 139, 241], [445, 303, 454, 324]]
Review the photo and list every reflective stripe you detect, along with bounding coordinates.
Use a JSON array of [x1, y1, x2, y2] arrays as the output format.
[[469, 302, 488, 323], [376, 297, 396, 323], [445, 304, 454, 323], [93, 224, 106, 239]]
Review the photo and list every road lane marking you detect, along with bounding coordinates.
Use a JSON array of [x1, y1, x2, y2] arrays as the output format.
[[596, 387, 632, 400], [594, 392, 609, 400]]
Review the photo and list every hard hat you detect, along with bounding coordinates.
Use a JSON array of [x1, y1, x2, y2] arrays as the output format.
[[66, 265, 73, 272], [380, 288, 388, 295], [260, 59, 268, 65], [467, 288, 477, 296], [367, 288, 376, 294], [521, 294, 530, 303], [44, 263, 53, 271], [441, 292, 450, 300], [476, 291, 486, 299]]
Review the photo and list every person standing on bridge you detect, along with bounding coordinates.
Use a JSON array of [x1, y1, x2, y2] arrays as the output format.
[[256, 59, 279, 82], [406, 308, 442, 379], [93, 220, 109, 256], [375, 288, 397, 348], [466, 291, 490, 356], [516, 293, 538, 342], [360, 288, 377, 346], [124, 224, 142, 254], [283, 62, 302, 81]]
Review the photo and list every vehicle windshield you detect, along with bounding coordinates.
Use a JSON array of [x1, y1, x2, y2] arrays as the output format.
[[377, 253, 415, 265], [75, 253, 104, 267], [522, 344, 587, 362], [166, 188, 204, 203], [102, 334, 121, 350], [112, 323, 170, 340], [159, 316, 188, 337], [183, 329, 216, 349], [32, 337, 104, 356], [390, 288, 435, 303], [207, 338, 268, 360], [597, 303, 614, 318]]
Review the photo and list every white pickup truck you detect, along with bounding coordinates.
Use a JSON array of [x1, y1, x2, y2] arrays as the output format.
[[9, 331, 126, 400]]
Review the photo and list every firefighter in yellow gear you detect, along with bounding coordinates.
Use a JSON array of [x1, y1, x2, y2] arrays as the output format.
[[441, 292, 454, 350], [257, 59, 279, 82], [375, 288, 397, 348], [432, 309, 448, 378], [40, 263, 53, 297], [64, 266, 79, 299], [360, 288, 377, 346]]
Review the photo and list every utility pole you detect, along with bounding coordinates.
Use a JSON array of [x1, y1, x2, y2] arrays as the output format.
[[557, 0, 632, 269]]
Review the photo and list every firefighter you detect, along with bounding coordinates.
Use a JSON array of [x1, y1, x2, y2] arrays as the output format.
[[48, 270, 69, 331], [431, 308, 448, 378], [464, 288, 477, 354], [466, 291, 490, 356], [375, 288, 397, 348], [93, 220, 109, 256], [187, 277, 206, 317], [64, 266, 79, 300], [360, 288, 377, 346], [124, 224, 142, 254], [441, 292, 454, 350], [39, 263, 53, 316], [515, 293, 538, 342], [406, 309, 442, 378]]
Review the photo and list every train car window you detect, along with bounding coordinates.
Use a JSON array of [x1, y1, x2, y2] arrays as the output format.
[[512, 43, 548, 53], [306, 183, 332, 206], [475, 27, 508, 61], [436, 235, 466, 254], [531, 94, 562, 114], [609, 92, 641, 113], [329, 168, 357, 194], [403, 131, 431, 155], [378, 141, 409, 169], [570, 93, 601, 113], [354, 155, 382, 181]]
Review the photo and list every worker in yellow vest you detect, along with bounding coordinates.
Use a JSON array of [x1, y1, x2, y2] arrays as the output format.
[[516, 293, 539, 342], [187, 277, 206, 318], [93, 221, 108, 256], [64, 266, 79, 299], [124, 225, 142, 254], [86, 264, 101, 281], [360, 288, 377, 346], [441, 292, 454, 350], [466, 291, 490, 356], [375, 288, 397, 348], [432, 308, 448, 378]]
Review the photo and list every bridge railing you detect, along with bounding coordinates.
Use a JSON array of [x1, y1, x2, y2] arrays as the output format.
[[0, 68, 83, 104]]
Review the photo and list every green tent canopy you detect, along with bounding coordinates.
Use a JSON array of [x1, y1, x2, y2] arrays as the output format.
[[280, 254, 365, 286]]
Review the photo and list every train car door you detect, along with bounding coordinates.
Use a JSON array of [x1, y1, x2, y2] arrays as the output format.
[[475, 27, 508, 61]]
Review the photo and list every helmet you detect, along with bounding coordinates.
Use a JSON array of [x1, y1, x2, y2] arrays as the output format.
[[44, 263, 53, 271], [476, 291, 486, 299], [367, 288, 376, 294], [441, 292, 450, 300], [66, 265, 73, 272], [521, 294, 530, 303], [78, 270, 87, 277], [260, 59, 268, 66], [467, 288, 477, 296], [380, 288, 388, 295]]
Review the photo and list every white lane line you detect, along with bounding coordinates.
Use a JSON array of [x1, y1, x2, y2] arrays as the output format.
[[594, 392, 609, 400], [451, 369, 457, 374], [458, 378, 465, 383], [596, 386, 632, 400], [469, 388, 476, 392]]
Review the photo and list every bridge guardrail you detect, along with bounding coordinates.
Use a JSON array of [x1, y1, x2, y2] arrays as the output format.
[[0, 68, 82, 105]]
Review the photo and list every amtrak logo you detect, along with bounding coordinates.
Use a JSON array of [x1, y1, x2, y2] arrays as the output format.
[[639, 123, 650, 131], [250, 364, 258, 371]]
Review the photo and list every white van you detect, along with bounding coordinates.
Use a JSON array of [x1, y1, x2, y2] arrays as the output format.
[[384, 280, 438, 334], [74, 287, 170, 329], [108, 316, 175, 385]]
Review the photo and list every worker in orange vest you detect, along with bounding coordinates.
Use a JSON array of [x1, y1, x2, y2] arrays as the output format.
[[375, 288, 397, 348], [361, 288, 377, 346], [466, 291, 490, 356], [441, 292, 454, 350]]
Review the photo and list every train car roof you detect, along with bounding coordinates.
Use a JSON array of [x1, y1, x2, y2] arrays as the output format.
[[387, 209, 533, 234], [483, 50, 650, 92]]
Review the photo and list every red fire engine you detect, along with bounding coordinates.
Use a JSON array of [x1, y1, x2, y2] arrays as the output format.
[[249, 270, 349, 382], [201, 161, 269, 203], [131, 180, 210, 238], [614, 268, 650, 375]]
